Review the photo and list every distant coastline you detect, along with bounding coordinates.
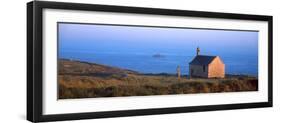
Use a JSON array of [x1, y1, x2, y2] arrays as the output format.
[[59, 58, 256, 78]]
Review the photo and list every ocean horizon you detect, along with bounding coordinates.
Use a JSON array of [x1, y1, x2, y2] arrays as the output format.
[[59, 50, 258, 76]]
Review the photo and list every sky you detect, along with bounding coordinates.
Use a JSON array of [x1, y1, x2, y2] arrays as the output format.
[[58, 23, 258, 58]]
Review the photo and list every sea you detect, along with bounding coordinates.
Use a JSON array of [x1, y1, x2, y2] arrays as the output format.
[[59, 51, 258, 76]]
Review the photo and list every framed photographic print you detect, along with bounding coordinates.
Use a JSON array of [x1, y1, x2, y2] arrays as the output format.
[[27, 1, 273, 122]]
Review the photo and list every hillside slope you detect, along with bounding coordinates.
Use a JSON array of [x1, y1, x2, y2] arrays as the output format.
[[58, 59, 258, 99]]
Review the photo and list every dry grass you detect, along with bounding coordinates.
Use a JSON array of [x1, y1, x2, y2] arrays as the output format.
[[58, 59, 258, 99]]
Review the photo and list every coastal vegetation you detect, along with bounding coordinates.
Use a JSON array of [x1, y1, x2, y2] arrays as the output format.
[[58, 59, 258, 99]]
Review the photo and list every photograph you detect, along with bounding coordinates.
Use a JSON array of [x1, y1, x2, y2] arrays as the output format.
[[58, 22, 258, 99], [26, 1, 273, 122]]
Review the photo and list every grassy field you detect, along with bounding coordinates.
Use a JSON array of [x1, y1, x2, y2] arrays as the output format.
[[58, 59, 258, 99]]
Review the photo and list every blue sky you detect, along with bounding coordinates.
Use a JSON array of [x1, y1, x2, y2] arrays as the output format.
[[58, 23, 258, 57]]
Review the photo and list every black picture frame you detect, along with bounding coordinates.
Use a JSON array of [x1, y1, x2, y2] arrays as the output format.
[[27, 1, 273, 122]]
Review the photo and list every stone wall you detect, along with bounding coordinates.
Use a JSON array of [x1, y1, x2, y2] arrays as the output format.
[[189, 64, 208, 78], [208, 57, 225, 78]]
